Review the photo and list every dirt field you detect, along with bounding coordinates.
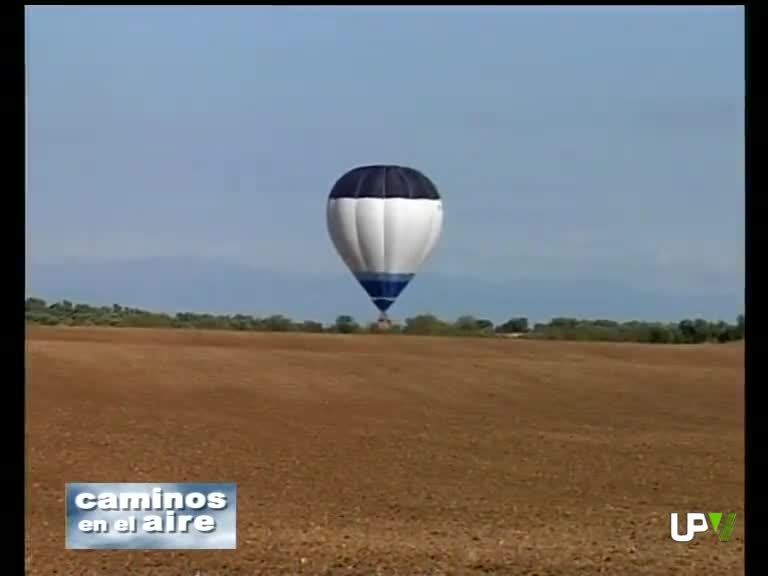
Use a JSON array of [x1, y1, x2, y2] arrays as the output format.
[[26, 326, 744, 575]]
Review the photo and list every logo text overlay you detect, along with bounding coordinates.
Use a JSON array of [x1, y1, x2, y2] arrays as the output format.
[[65, 482, 237, 550]]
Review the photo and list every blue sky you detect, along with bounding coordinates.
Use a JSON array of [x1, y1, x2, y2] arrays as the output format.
[[26, 6, 745, 322]]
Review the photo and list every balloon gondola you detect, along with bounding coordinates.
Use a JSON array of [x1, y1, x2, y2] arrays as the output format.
[[326, 165, 444, 327]]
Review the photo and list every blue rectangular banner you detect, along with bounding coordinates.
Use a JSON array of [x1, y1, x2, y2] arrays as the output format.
[[65, 482, 237, 550]]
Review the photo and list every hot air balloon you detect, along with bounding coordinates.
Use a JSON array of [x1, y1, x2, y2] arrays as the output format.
[[326, 164, 443, 327]]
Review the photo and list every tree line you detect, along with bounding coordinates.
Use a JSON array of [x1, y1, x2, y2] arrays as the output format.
[[25, 297, 744, 345]]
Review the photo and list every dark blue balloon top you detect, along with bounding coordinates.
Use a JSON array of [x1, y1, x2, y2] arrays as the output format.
[[329, 165, 440, 200]]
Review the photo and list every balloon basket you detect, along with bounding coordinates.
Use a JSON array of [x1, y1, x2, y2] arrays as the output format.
[[376, 314, 393, 332]]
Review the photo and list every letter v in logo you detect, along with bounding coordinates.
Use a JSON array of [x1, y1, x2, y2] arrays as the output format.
[[708, 512, 737, 542]]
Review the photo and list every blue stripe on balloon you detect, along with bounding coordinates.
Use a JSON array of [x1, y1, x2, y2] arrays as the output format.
[[372, 298, 396, 312], [353, 272, 414, 304], [354, 272, 415, 283]]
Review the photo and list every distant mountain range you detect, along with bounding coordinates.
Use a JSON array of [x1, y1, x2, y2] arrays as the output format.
[[27, 257, 743, 325]]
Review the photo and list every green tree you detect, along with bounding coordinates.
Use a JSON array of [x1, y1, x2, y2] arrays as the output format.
[[263, 315, 294, 332], [591, 319, 619, 329], [300, 320, 324, 333], [495, 317, 529, 333], [403, 314, 450, 335], [454, 315, 479, 332], [648, 324, 672, 344], [678, 319, 695, 343], [25, 297, 47, 311], [736, 314, 745, 339], [550, 317, 580, 329], [334, 315, 359, 334]]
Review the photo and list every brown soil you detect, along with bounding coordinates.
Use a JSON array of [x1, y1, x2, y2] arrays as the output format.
[[26, 327, 744, 575]]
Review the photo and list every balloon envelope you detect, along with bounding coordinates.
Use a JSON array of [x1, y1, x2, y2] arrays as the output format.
[[326, 165, 443, 316]]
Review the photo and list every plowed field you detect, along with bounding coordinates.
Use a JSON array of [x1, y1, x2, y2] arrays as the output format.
[[26, 327, 744, 575]]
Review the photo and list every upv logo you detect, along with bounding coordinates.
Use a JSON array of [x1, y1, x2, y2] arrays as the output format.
[[670, 512, 737, 542]]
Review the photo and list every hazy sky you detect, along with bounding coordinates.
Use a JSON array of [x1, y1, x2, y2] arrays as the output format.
[[27, 6, 744, 315]]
